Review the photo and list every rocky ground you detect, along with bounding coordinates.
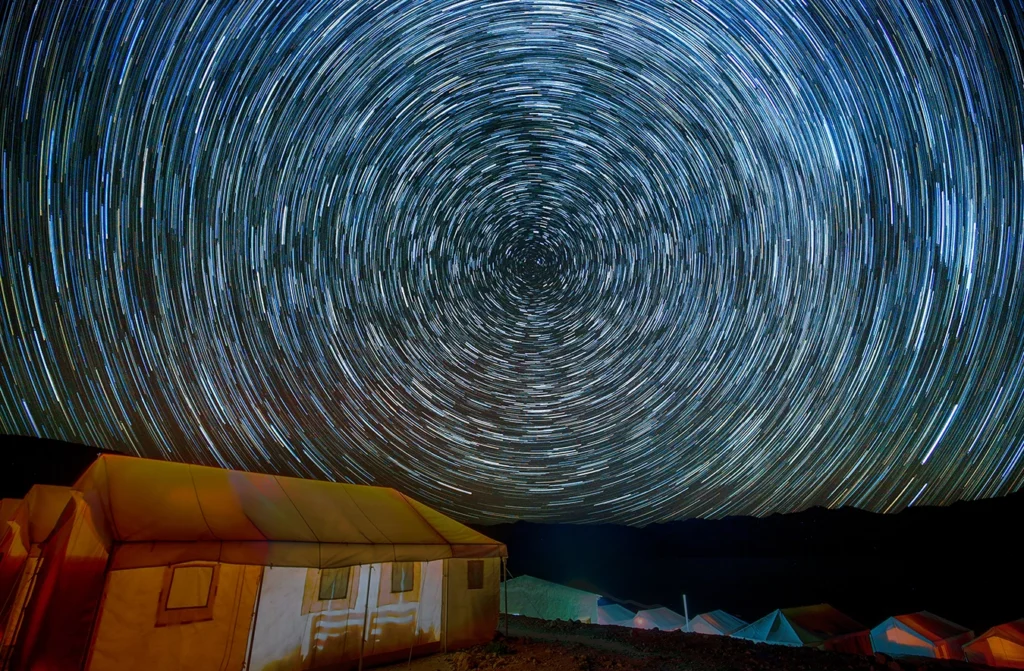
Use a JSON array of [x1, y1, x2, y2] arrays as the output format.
[[378, 615, 992, 671]]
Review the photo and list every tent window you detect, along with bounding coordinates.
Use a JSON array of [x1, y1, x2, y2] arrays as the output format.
[[391, 562, 414, 593], [319, 567, 350, 601], [167, 565, 214, 609], [156, 563, 219, 626], [302, 566, 359, 614], [467, 560, 484, 590]]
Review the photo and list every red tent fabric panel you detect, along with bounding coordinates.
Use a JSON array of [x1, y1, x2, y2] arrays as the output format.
[[11, 493, 109, 670]]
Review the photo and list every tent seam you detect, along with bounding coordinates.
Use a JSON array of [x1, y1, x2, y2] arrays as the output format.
[[339, 488, 391, 545], [100, 457, 123, 542], [332, 486, 379, 545], [272, 476, 320, 543], [397, 493, 450, 549], [188, 464, 222, 542]]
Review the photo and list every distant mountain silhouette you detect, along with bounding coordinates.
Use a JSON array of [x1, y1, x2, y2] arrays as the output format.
[[0, 435, 122, 498], [477, 491, 1023, 633]]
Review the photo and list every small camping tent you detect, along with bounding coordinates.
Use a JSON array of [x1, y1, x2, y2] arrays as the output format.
[[870, 611, 973, 659], [963, 619, 1024, 668], [500, 575, 600, 623], [4, 454, 507, 671], [688, 610, 747, 636], [732, 604, 871, 654], [633, 607, 688, 631], [597, 602, 635, 626]]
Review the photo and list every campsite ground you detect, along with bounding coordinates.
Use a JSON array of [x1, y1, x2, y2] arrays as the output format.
[[378, 615, 992, 671]]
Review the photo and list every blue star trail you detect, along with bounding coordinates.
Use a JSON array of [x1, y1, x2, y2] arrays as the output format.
[[1, 0, 1022, 524]]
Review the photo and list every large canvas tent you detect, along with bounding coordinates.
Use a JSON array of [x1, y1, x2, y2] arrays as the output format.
[[870, 611, 973, 659], [633, 607, 688, 631], [688, 610, 747, 636], [3, 454, 506, 671], [499, 575, 600, 623], [963, 620, 1024, 668], [732, 604, 871, 654]]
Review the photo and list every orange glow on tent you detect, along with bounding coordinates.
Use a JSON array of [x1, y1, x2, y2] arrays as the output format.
[[870, 612, 974, 660], [3, 454, 507, 671], [964, 620, 1024, 669]]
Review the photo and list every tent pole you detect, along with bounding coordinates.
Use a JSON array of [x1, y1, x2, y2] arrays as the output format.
[[683, 594, 690, 632], [358, 565, 373, 671], [442, 560, 449, 653], [502, 558, 509, 638], [242, 566, 266, 671], [406, 580, 423, 669], [2, 555, 44, 669]]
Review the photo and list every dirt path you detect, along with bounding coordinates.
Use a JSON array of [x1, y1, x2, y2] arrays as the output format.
[[503, 617, 641, 655]]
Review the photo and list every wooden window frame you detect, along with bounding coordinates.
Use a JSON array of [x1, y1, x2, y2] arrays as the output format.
[[155, 562, 219, 626], [391, 561, 415, 593], [302, 566, 360, 615], [377, 561, 420, 606], [318, 566, 351, 601]]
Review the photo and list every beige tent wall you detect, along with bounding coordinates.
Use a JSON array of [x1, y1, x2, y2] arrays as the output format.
[[445, 558, 500, 650], [248, 561, 443, 671], [362, 560, 442, 663], [86, 563, 261, 671], [248, 565, 367, 670]]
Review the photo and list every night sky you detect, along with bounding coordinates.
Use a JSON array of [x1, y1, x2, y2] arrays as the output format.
[[1, 0, 1022, 525]]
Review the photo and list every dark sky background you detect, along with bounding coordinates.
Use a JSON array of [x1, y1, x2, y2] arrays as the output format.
[[1, 0, 1022, 525]]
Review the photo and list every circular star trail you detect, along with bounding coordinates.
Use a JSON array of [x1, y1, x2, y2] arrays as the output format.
[[2, 0, 1023, 524]]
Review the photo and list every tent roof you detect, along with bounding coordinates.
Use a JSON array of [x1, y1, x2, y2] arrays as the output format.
[[782, 604, 866, 639], [504, 575, 601, 598], [734, 610, 805, 645], [73, 454, 505, 568], [691, 610, 747, 634], [968, 619, 1024, 647], [893, 612, 970, 642], [736, 605, 866, 646], [21, 485, 74, 544], [635, 607, 688, 630]]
